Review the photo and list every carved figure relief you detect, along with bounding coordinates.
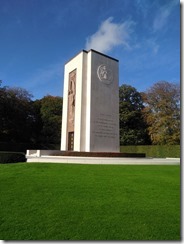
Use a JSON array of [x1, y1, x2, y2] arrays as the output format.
[[67, 69, 76, 132], [97, 64, 113, 85]]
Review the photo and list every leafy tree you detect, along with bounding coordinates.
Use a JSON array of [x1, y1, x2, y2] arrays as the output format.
[[119, 84, 150, 145], [0, 80, 64, 150], [142, 81, 180, 145], [38, 95, 63, 147], [29, 99, 43, 145], [0, 80, 63, 149], [0, 85, 38, 144]]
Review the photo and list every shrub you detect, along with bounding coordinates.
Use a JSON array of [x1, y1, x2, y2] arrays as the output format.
[[0, 152, 26, 164], [120, 145, 180, 158]]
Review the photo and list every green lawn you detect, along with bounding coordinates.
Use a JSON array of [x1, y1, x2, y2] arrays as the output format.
[[0, 163, 180, 240]]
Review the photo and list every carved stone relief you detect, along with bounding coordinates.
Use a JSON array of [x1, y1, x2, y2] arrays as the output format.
[[97, 64, 113, 85], [67, 69, 76, 132]]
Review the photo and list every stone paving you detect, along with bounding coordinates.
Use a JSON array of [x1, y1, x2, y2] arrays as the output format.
[[26, 155, 180, 165]]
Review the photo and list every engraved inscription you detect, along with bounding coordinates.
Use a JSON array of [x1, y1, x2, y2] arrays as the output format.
[[67, 69, 76, 132], [93, 113, 117, 139], [97, 64, 113, 85]]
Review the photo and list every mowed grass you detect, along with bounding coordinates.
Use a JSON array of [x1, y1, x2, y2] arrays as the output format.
[[0, 163, 180, 240]]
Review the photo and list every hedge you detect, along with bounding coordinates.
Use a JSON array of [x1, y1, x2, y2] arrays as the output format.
[[0, 152, 26, 164], [0, 142, 60, 153], [120, 145, 180, 158]]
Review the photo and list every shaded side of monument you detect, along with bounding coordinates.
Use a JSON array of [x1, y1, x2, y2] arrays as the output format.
[[61, 49, 119, 152]]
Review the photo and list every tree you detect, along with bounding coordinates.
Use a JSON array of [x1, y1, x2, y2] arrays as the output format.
[[142, 81, 180, 145], [0, 80, 64, 151], [119, 84, 150, 145], [0, 85, 35, 143], [38, 95, 63, 147]]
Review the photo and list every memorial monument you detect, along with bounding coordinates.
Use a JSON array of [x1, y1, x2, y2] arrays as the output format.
[[61, 49, 119, 152], [26, 49, 146, 162]]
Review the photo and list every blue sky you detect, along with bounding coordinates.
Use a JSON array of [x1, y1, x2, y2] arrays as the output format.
[[0, 0, 180, 100]]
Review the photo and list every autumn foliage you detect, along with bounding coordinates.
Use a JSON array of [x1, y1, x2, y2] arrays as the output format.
[[142, 81, 180, 145]]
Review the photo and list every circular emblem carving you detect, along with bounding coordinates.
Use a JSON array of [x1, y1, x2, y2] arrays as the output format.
[[97, 64, 113, 85]]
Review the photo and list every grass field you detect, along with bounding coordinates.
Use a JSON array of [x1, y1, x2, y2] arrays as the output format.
[[0, 163, 180, 240]]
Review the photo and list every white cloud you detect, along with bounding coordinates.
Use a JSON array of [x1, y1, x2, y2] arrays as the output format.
[[85, 17, 135, 53], [153, 0, 178, 32]]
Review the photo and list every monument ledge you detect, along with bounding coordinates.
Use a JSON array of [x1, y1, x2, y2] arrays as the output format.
[[26, 150, 179, 165]]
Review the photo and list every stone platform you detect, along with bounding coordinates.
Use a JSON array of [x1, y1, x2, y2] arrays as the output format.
[[26, 150, 180, 165]]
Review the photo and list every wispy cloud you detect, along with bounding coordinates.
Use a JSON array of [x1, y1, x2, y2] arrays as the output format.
[[146, 38, 160, 55], [153, 0, 178, 32], [26, 62, 64, 98], [135, 0, 152, 18], [29, 63, 62, 86], [85, 17, 135, 53]]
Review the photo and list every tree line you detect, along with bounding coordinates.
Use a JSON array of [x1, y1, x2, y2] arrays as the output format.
[[0, 80, 180, 151], [119, 81, 180, 145]]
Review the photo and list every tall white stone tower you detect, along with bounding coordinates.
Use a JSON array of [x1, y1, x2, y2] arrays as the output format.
[[61, 49, 119, 152]]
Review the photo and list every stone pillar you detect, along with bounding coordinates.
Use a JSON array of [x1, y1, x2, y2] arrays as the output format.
[[61, 49, 119, 152]]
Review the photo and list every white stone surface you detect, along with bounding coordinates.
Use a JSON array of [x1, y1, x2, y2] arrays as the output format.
[[61, 51, 87, 151], [26, 152, 180, 165], [89, 50, 119, 152], [61, 49, 119, 152]]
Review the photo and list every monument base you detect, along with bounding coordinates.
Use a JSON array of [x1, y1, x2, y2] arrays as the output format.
[[26, 150, 179, 165], [50, 151, 146, 158], [26, 150, 145, 158]]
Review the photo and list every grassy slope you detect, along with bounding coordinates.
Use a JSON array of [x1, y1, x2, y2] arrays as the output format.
[[0, 163, 180, 240]]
